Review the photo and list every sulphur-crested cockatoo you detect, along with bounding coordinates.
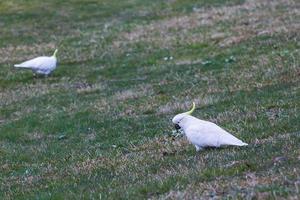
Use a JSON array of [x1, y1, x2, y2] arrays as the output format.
[[172, 102, 248, 151], [14, 49, 58, 76]]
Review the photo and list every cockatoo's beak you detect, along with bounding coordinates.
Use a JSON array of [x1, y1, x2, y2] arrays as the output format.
[[175, 124, 181, 130], [53, 49, 58, 58]]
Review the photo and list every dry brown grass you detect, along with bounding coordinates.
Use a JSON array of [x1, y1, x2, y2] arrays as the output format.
[[254, 131, 299, 145], [174, 59, 203, 66], [0, 43, 56, 63], [158, 96, 222, 115], [76, 82, 105, 94], [158, 168, 300, 200], [115, 0, 300, 49], [113, 84, 154, 101], [70, 136, 190, 176], [0, 82, 73, 106]]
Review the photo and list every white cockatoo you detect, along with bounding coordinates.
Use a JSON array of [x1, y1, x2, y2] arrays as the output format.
[[14, 49, 58, 76], [172, 102, 248, 151]]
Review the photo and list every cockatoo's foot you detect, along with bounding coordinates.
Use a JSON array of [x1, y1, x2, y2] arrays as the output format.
[[195, 145, 203, 152]]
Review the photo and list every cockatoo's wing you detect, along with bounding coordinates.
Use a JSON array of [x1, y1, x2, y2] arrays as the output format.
[[14, 56, 56, 69], [185, 121, 247, 147], [186, 125, 222, 147]]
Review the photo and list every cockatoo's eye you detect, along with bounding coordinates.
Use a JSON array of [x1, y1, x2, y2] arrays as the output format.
[[175, 124, 181, 130]]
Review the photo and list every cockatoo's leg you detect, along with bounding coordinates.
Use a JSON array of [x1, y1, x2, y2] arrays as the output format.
[[195, 145, 202, 152]]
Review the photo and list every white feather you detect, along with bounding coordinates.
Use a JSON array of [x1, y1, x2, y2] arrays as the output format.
[[14, 50, 58, 75], [172, 113, 248, 151]]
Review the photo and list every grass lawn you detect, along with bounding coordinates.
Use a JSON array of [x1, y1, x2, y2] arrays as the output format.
[[0, 0, 299, 199]]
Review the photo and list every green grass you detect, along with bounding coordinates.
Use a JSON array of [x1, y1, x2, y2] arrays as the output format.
[[0, 0, 300, 199]]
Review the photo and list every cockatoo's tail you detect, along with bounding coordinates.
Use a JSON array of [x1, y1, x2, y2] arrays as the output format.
[[53, 49, 58, 58], [184, 102, 195, 115]]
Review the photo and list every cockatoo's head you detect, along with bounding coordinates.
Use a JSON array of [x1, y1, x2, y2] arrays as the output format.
[[172, 102, 196, 130]]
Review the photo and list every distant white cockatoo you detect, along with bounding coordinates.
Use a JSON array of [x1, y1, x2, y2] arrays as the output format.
[[14, 49, 58, 76], [172, 102, 248, 151]]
